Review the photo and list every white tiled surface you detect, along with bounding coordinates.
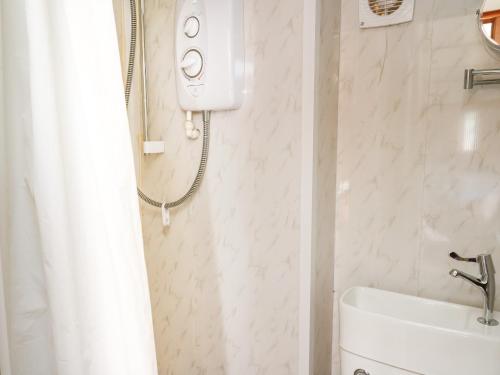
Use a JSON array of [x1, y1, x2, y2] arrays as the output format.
[[334, 0, 500, 372]]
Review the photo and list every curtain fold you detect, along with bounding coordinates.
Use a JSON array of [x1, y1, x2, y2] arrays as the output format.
[[0, 1, 158, 374]]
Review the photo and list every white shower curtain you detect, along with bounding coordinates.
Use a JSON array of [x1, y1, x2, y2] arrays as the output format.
[[0, 1, 158, 375]]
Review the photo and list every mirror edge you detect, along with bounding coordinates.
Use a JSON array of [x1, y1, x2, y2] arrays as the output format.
[[477, 6, 500, 54]]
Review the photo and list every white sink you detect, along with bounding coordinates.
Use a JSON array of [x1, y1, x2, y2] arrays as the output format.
[[340, 287, 500, 375]]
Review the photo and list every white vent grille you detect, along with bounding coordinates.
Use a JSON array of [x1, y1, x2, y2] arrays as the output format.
[[360, 0, 414, 28], [368, 0, 403, 16]]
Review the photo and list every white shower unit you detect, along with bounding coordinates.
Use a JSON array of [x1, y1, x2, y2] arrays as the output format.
[[132, 0, 245, 212], [175, 0, 245, 111]]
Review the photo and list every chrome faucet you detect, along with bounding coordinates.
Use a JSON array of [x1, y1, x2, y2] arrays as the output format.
[[449, 251, 498, 326]]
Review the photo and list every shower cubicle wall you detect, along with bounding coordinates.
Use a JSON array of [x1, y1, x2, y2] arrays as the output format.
[[112, 0, 340, 373]]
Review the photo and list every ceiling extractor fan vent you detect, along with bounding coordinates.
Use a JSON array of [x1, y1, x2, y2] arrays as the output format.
[[360, 0, 414, 28]]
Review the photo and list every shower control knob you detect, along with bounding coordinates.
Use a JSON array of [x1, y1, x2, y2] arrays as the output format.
[[181, 49, 203, 79], [184, 16, 200, 38]]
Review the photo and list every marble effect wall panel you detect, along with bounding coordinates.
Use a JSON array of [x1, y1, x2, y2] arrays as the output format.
[[139, 1, 303, 374], [419, 0, 500, 310]]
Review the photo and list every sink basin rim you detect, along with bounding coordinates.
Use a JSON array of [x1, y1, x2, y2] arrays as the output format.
[[340, 286, 500, 342]]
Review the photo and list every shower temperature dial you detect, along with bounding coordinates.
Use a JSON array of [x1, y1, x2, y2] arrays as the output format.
[[181, 49, 203, 79]]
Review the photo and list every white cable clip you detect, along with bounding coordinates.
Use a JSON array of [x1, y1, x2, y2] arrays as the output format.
[[185, 111, 200, 140], [161, 203, 170, 227]]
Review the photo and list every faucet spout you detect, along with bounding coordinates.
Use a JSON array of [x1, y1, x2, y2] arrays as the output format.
[[449, 252, 498, 326], [449, 269, 485, 291]]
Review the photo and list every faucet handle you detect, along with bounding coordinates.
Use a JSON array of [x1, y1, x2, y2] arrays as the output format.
[[449, 251, 477, 263]]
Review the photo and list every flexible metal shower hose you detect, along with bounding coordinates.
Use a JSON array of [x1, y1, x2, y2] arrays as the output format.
[[125, 0, 210, 209]]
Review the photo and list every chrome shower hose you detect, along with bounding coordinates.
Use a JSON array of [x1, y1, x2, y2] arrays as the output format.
[[125, 0, 210, 209]]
